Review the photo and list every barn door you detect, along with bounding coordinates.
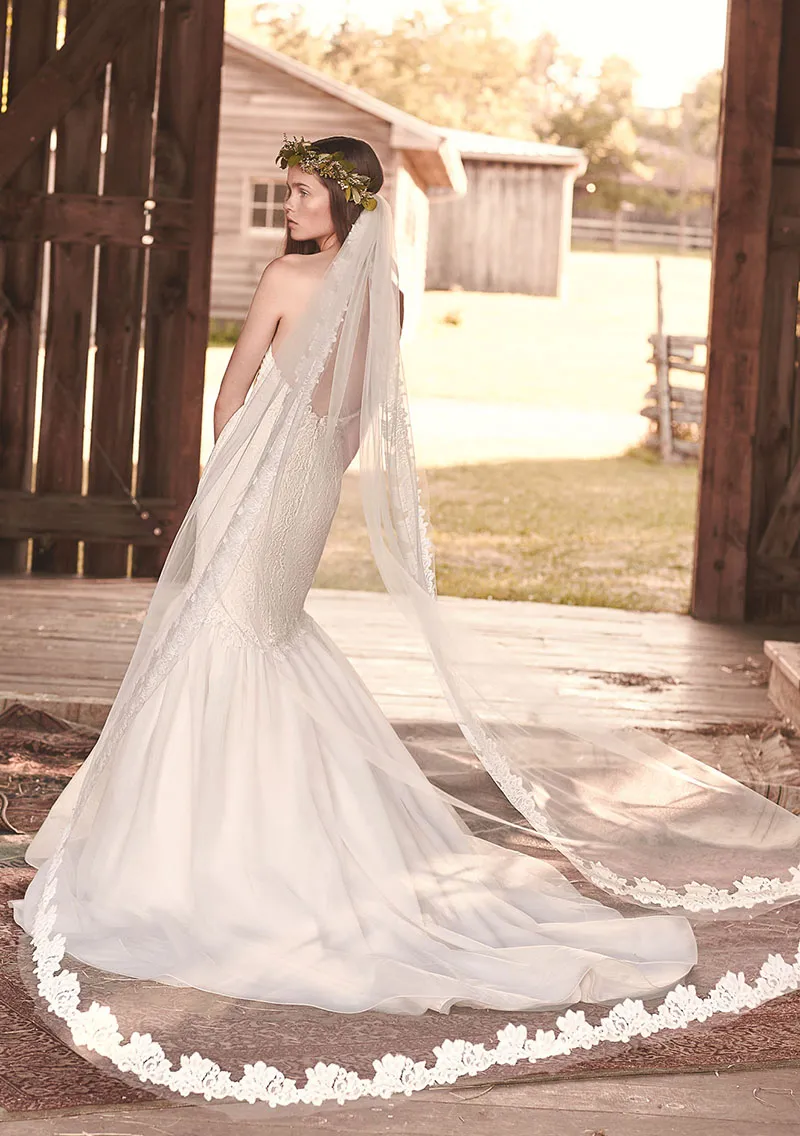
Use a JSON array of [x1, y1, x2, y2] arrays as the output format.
[[691, 0, 800, 622], [0, 0, 224, 578], [748, 1, 800, 619]]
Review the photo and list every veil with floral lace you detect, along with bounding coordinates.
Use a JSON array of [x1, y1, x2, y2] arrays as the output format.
[[12, 194, 800, 1107]]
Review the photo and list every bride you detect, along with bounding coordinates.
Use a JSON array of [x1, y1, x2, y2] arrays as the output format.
[[12, 135, 800, 1103]]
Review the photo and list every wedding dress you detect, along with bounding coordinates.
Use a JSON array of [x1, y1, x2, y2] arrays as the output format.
[[13, 340, 697, 1013], [11, 196, 800, 1104]]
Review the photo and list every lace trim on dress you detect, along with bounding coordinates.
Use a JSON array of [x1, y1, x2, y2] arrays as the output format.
[[451, 715, 800, 913], [27, 879, 800, 1105]]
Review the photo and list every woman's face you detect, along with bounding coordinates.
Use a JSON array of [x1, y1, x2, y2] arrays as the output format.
[[284, 166, 336, 247]]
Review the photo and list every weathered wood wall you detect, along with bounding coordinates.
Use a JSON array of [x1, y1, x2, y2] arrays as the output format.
[[425, 159, 575, 296], [693, 0, 800, 621], [133, 0, 225, 577], [0, 0, 225, 579], [0, 0, 61, 574], [747, 0, 800, 619]]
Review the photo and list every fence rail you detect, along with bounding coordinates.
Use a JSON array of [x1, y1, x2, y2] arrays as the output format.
[[572, 216, 713, 253]]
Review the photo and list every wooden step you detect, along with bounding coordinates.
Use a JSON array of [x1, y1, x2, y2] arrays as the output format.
[[764, 640, 800, 727]]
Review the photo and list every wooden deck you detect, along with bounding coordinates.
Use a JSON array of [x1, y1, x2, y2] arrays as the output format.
[[2, 576, 799, 1132], [2, 1067, 800, 1134], [0, 576, 798, 730]]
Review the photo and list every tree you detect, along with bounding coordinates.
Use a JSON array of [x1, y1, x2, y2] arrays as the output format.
[[681, 70, 722, 159], [243, 1, 718, 217], [543, 56, 647, 210], [249, 0, 539, 137]]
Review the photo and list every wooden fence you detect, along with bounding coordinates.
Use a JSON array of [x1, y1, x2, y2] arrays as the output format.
[[641, 336, 706, 459], [572, 216, 713, 253], [640, 260, 706, 460]]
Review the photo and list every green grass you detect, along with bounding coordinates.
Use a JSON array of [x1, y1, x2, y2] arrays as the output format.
[[315, 448, 699, 614], [402, 253, 711, 413]]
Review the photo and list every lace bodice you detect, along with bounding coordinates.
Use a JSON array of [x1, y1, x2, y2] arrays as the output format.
[[203, 399, 347, 656]]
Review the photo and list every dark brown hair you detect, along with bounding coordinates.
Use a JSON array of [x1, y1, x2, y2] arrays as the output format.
[[283, 136, 384, 255]]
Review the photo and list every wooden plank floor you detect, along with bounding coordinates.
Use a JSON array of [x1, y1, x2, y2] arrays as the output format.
[[2, 1067, 800, 1134], [1, 576, 799, 729]]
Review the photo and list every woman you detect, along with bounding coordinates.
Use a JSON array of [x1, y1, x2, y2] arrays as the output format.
[[12, 136, 800, 1104]]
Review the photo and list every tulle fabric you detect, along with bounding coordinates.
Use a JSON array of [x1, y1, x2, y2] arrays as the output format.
[[16, 616, 696, 1014], [9, 194, 800, 1104]]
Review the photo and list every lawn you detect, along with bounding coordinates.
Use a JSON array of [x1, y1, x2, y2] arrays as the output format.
[[315, 448, 699, 614], [401, 250, 711, 413]]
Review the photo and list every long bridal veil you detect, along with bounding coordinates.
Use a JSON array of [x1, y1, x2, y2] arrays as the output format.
[[15, 195, 800, 1105]]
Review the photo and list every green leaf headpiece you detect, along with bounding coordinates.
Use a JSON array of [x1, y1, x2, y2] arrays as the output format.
[[276, 135, 378, 211]]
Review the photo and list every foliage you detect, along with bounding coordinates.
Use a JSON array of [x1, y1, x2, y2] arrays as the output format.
[[253, 0, 540, 137], [276, 135, 377, 207], [247, 0, 721, 213], [543, 55, 650, 210], [681, 70, 723, 159]]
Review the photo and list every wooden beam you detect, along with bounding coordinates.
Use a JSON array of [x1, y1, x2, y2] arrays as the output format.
[[749, 0, 800, 619], [771, 214, 800, 247], [0, 0, 59, 572], [653, 261, 675, 461], [32, 0, 105, 574], [84, 2, 162, 577], [644, 385, 705, 407], [134, 0, 226, 576], [752, 554, 800, 592], [0, 491, 175, 543], [757, 456, 800, 557], [641, 405, 702, 426], [691, 0, 784, 621], [0, 191, 192, 247], [0, 0, 161, 187]]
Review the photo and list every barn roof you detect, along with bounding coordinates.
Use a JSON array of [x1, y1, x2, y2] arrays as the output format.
[[443, 128, 587, 170], [223, 33, 467, 196]]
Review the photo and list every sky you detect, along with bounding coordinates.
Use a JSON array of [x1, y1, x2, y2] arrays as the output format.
[[226, 0, 730, 108]]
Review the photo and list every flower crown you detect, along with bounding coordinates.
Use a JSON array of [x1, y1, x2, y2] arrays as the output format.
[[276, 136, 378, 211]]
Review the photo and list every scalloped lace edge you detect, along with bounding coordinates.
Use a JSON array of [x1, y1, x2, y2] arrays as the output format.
[[26, 844, 800, 1107]]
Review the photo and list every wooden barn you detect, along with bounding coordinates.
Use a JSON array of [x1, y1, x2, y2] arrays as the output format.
[[212, 34, 466, 335], [1, 0, 799, 628], [425, 129, 587, 296]]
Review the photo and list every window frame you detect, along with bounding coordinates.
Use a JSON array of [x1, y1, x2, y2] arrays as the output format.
[[243, 176, 288, 238]]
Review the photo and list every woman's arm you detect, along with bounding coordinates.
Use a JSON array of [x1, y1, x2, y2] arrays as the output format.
[[213, 260, 285, 441]]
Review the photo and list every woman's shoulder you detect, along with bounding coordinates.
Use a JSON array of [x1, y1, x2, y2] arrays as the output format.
[[266, 253, 322, 274], [257, 253, 329, 303]]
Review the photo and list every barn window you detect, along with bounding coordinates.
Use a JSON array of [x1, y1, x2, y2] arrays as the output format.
[[248, 180, 287, 232]]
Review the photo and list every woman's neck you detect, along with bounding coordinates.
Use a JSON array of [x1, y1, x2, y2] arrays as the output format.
[[316, 233, 340, 254]]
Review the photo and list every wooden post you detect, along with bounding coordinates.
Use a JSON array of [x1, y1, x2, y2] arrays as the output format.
[[612, 207, 622, 252], [654, 259, 675, 461], [82, 4, 161, 577], [133, 0, 225, 577], [677, 212, 688, 255], [691, 0, 784, 622], [0, 0, 59, 573], [749, 0, 800, 619], [32, 0, 105, 575]]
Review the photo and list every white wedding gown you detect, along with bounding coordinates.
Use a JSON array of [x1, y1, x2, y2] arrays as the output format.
[[13, 348, 697, 1015]]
